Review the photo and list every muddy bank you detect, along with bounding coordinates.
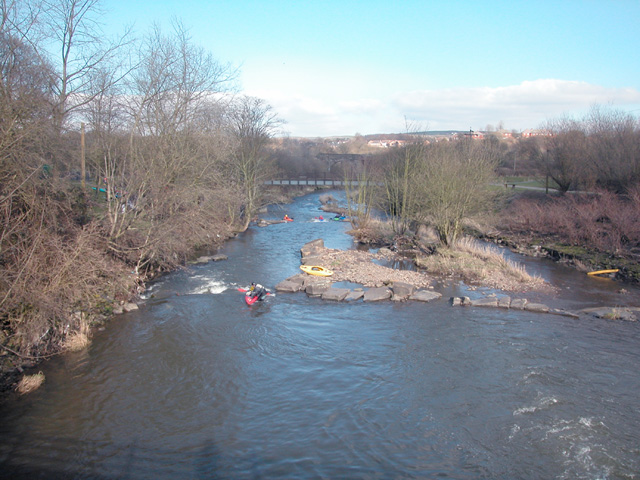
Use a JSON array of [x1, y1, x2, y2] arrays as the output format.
[[483, 231, 640, 284]]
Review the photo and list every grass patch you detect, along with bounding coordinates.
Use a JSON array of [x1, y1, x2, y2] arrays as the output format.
[[63, 330, 90, 352], [418, 237, 547, 292], [62, 314, 91, 352], [16, 372, 45, 395]]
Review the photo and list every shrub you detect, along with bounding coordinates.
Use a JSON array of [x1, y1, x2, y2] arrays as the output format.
[[502, 188, 640, 255]]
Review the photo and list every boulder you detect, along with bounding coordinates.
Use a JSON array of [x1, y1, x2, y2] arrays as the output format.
[[257, 219, 287, 227], [301, 239, 324, 258], [122, 302, 138, 312], [497, 296, 511, 308], [306, 282, 332, 297], [344, 290, 365, 301], [582, 307, 638, 322], [409, 290, 442, 302], [451, 296, 471, 306], [301, 255, 325, 266], [510, 298, 528, 310], [303, 276, 331, 288], [524, 303, 550, 313], [322, 288, 350, 301], [471, 297, 498, 308], [550, 308, 580, 318], [190, 253, 227, 264], [391, 282, 415, 301], [276, 275, 305, 292], [319, 193, 336, 205], [275, 280, 303, 292], [191, 256, 213, 264], [363, 287, 392, 302]]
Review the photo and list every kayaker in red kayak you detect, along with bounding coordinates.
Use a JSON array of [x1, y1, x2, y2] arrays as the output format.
[[248, 282, 267, 302]]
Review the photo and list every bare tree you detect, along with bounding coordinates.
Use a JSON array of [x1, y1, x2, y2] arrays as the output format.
[[92, 20, 237, 274], [345, 157, 377, 230], [584, 105, 640, 193], [39, 0, 132, 131], [414, 140, 499, 245], [1, 0, 44, 42], [541, 116, 590, 193], [382, 141, 426, 235], [226, 95, 283, 231]]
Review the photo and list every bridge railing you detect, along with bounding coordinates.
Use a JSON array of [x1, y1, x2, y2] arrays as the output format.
[[265, 175, 338, 186], [264, 175, 372, 187]]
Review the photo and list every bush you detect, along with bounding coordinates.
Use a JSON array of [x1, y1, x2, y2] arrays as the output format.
[[502, 188, 640, 255]]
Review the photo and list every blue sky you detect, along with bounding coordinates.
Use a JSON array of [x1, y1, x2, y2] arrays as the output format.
[[101, 0, 640, 137]]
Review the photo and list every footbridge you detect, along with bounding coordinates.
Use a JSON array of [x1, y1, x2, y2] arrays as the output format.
[[264, 176, 350, 187]]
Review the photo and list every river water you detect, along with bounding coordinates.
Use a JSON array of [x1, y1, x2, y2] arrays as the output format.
[[1, 191, 639, 479]]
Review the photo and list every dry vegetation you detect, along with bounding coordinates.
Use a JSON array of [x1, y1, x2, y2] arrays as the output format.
[[502, 188, 640, 254], [0, 3, 280, 387], [415, 237, 550, 292], [15, 372, 45, 395], [313, 233, 549, 293], [499, 188, 640, 280]]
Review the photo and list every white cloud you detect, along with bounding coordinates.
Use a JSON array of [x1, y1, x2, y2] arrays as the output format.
[[248, 79, 640, 137], [339, 99, 385, 114], [392, 79, 640, 131]]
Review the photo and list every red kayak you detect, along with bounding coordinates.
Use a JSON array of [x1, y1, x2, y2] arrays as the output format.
[[245, 293, 260, 305], [238, 288, 271, 305]]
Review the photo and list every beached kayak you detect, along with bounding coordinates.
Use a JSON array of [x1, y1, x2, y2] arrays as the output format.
[[300, 265, 334, 276], [587, 269, 619, 276]]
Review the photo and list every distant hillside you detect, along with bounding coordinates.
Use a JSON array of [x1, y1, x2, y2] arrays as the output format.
[[364, 131, 467, 140], [414, 130, 468, 136]]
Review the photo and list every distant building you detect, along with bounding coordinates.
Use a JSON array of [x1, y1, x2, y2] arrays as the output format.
[[464, 129, 484, 140], [521, 129, 552, 138], [367, 139, 407, 148]]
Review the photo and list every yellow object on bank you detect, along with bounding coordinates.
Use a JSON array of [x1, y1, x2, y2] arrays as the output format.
[[300, 265, 334, 277], [587, 269, 619, 276]]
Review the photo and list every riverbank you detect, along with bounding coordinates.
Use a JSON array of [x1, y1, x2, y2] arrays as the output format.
[[495, 189, 640, 284], [0, 186, 320, 397], [483, 231, 640, 284]]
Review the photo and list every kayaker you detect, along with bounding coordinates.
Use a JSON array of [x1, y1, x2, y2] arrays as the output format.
[[249, 282, 267, 301]]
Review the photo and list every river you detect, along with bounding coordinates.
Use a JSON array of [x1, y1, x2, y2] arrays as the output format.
[[1, 190, 639, 479]]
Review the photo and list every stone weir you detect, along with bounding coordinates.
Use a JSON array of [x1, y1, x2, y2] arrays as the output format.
[[274, 239, 638, 321]]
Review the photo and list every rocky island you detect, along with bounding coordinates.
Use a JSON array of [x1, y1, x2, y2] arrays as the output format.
[[274, 239, 639, 321]]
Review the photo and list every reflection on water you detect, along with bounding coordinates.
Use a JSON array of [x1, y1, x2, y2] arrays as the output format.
[[0, 190, 639, 479]]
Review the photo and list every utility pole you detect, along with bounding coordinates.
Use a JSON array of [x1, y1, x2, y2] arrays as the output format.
[[80, 122, 86, 191]]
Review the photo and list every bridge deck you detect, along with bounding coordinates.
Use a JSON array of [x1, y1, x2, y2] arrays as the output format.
[[264, 178, 371, 186]]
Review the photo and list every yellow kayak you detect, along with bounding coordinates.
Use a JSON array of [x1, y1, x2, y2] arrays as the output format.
[[300, 265, 333, 277], [587, 269, 619, 276]]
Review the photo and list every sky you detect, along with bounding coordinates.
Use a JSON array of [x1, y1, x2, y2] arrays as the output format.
[[100, 0, 640, 137]]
